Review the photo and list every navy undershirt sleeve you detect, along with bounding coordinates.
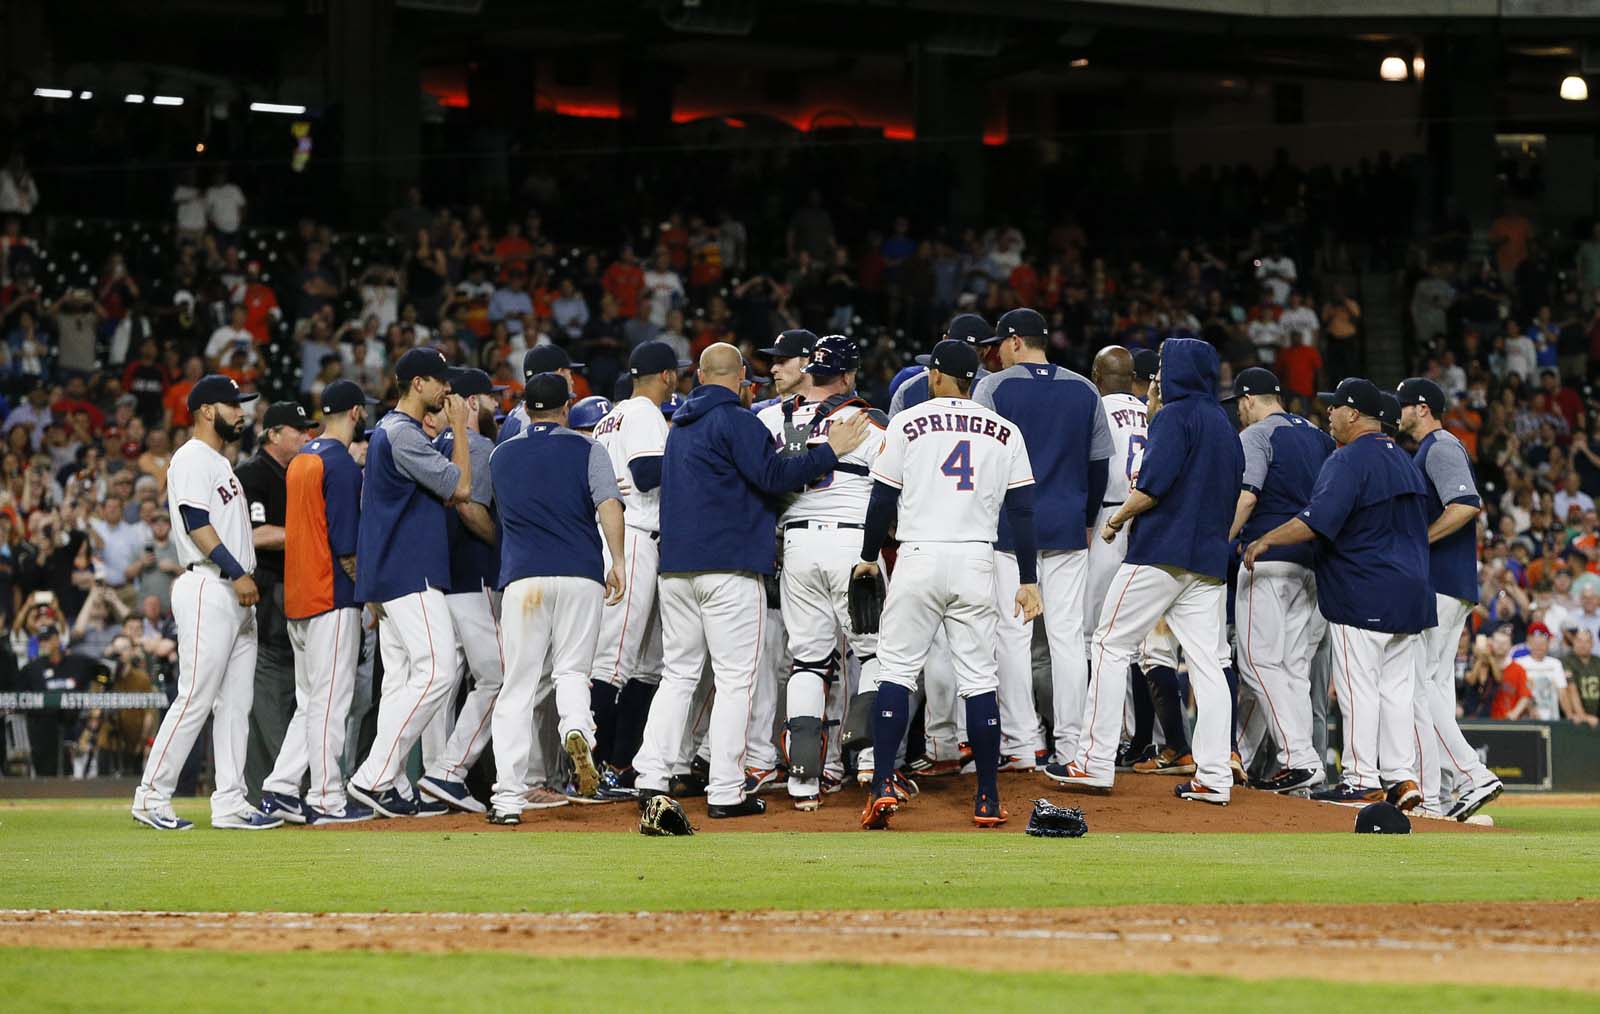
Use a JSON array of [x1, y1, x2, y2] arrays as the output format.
[[1085, 458, 1109, 529], [628, 454, 663, 492], [861, 481, 901, 562], [1004, 485, 1038, 584], [178, 505, 210, 533]]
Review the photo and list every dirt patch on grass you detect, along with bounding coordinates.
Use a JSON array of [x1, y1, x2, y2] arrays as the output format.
[[3, 902, 1594, 990]]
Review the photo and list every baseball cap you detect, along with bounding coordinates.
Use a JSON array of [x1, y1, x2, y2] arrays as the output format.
[[187, 374, 259, 412], [629, 340, 693, 377], [1131, 348, 1159, 381], [36, 624, 59, 641], [1378, 392, 1401, 432], [568, 396, 613, 431], [925, 339, 979, 381], [1318, 377, 1385, 419], [263, 401, 317, 431], [802, 335, 860, 376], [945, 313, 992, 346], [661, 393, 684, 420], [524, 372, 572, 411], [1221, 366, 1282, 403], [321, 379, 379, 415], [1395, 377, 1446, 417], [983, 307, 1047, 345], [742, 362, 772, 389], [395, 347, 453, 385], [523, 345, 584, 381], [446, 367, 507, 398], [1528, 622, 1553, 638], [758, 328, 817, 360], [1354, 802, 1411, 835]]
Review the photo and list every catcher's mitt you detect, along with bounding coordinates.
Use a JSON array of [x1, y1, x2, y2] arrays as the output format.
[[848, 569, 885, 635], [639, 794, 695, 836], [1025, 798, 1088, 838]]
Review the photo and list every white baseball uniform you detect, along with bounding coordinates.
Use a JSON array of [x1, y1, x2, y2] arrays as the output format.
[[590, 396, 668, 689], [1085, 393, 1147, 634]]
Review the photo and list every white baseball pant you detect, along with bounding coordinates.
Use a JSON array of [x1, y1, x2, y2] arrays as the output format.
[[426, 586, 505, 784], [747, 603, 784, 772], [352, 586, 461, 794], [490, 575, 602, 813], [1085, 505, 1130, 635], [920, 626, 962, 761], [996, 548, 1087, 764], [876, 543, 999, 698], [1327, 622, 1419, 790], [592, 527, 660, 688], [1419, 594, 1498, 808], [263, 607, 361, 812], [133, 571, 258, 818], [1076, 563, 1232, 794], [1234, 561, 1320, 773], [634, 571, 767, 806]]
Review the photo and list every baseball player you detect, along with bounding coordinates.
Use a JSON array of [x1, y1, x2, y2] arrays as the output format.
[[587, 342, 691, 775], [856, 338, 1041, 829], [1396, 377, 1504, 820], [499, 345, 585, 444], [1223, 367, 1334, 793], [755, 329, 818, 406], [885, 313, 992, 417], [347, 347, 475, 818], [975, 308, 1111, 769], [756, 334, 885, 810], [1053, 337, 1243, 804], [132, 375, 274, 830], [415, 368, 509, 814], [1244, 377, 1433, 811], [632, 343, 869, 818], [260, 379, 379, 824], [483, 373, 626, 824]]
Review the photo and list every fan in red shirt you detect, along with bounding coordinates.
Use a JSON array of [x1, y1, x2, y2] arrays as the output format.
[[1008, 260, 1040, 307], [1277, 330, 1323, 399], [240, 261, 280, 343], [1490, 658, 1534, 720], [602, 244, 645, 319], [51, 376, 105, 432]]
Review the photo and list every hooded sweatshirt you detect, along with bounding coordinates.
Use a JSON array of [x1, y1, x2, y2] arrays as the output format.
[[659, 384, 838, 574], [1124, 338, 1244, 581]]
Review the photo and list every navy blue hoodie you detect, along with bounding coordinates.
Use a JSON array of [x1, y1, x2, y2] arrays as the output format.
[[659, 384, 838, 574], [1125, 338, 1244, 581]]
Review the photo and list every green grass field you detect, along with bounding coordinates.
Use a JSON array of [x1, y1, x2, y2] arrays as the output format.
[[3, 799, 1596, 1012]]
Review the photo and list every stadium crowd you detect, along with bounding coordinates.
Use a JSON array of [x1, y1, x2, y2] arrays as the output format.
[[1, 151, 1598, 781]]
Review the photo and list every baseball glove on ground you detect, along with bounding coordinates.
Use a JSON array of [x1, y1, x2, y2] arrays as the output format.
[[848, 570, 885, 635], [639, 794, 695, 836], [1025, 799, 1088, 838]]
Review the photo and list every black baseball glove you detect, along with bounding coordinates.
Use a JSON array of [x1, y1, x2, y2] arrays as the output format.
[[848, 569, 885, 635], [1025, 798, 1088, 838], [640, 794, 695, 836]]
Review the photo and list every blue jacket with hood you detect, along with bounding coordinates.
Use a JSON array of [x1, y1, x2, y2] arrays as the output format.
[[1124, 338, 1244, 581], [659, 384, 839, 574]]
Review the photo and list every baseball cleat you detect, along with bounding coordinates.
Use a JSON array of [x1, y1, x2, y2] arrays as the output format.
[[212, 809, 285, 831], [1132, 748, 1195, 775], [598, 766, 638, 797], [1042, 761, 1113, 791], [259, 790, 308, 825], [973, 792, 1008, 828], [413, 795, 451, 817], [669, 757, 710, 798], [1386, 779, 1423, 812], [348, 784, 418, 819], [957, 741, 973, 767], [859, 795, 898, 830], [854, 769, 873, 786], [1174, 781, 1229, 806], [1310, 782, 1386, 805], [418, 776, 487, 814], [995, 754, 1036, 773], [793, 794, 821, 812], [909, 755, 962, 778], [707, 796, 767, 819], [564, 730, 601, 799], [1117, 743, 1157, 772], [524, 787, 572, 810], [306, 803, 375, 825], [743, 767, 781, 794], [820, 773, 845, 795], [1230, 752, 1248, 786], [130, 806, 193, 832], [635, 787, 669, 812], [1251, 768, 1323, 794], [1445, 780, 1503, 822], [889, 771, 919, 803], [486, 809, 522, 826]]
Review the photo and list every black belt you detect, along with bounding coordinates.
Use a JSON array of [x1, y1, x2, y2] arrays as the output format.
[[784, 520, 865, 532], [1102, 501, 1124, 508]]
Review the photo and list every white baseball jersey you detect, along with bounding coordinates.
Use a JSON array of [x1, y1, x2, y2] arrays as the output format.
[[167, 437, 256, 573], [1101, 392, 1148, 505], [872, 397, 1033, 542], [592, 396, 669, 533], [758, 397, 882, 524]]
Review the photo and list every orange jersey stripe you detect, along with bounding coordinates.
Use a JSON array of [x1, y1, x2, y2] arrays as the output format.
[[284, 453, 334, 619]]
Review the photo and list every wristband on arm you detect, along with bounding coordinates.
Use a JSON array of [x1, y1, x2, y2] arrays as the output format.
[[208, 543, 247, 581]]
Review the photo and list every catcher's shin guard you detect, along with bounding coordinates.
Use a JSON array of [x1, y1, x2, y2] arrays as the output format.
[[784, 715, 826, 780], [841, 689, 876, 754]]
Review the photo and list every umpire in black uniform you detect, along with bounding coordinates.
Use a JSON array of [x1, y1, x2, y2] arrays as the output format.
[[237, 401, 317, 800]]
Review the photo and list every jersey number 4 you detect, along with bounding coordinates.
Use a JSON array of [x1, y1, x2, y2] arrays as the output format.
[[940, 440, 975, 491]]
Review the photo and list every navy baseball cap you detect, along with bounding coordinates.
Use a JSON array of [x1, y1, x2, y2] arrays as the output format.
[[661, 393, 684, 420], [629, 340, 693, 377], [1132, 348, 1159, 381], [803, 335, 860, 376], [742, 362, 772, 389], [523, 345, 584, 380], [945, 313, 992, 346], [758, 328, 817, 360], [395, 347, 452, 385], [1379, 392, 1401, 431], [446, 367, 508, 398], [187, 374, 259, 412], [1318, 377, 1385, 419], [524, 372, 572, 411], [1221, 366, 1282, 403], [926, 339, 979, 381], [983, 307, 1047, 345], [263, 401, 317, 431], [1396, 377, 1446, 417], [321, 379, 379, 415], [568, 395, 613, 430], [1354, 802, 1411, 834]]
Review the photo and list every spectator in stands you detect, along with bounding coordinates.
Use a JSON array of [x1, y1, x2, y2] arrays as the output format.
[[1561, 628, 1600, 728], [204, 167, 247, 245], [642, 247, 683, 328], [71, 583, 128, 658], [602, 243, 645, 320], [1554, 473, 1595, 523], [1489, 201, 1532, 287], [1319, 282, 1361, 382], [403, 228, 449, 325], [15, 625, 101, 775], [551, 276, 589, 342], [86, 492, 149, 604], [0, 154, 39, 218], [1568, 586, 1600, 644], [292, 245, 339, 321], [172, 168, 206, 243], [1502, 319, 1537, 383], [788, 189, 835, 261], [1518, 624, 1568, 721], [488, 266, 533, 338]]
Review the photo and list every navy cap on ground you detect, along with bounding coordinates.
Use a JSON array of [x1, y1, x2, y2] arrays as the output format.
[[524, 372, 572, 411], [262, 401, 317, 431], [321, 379, 379, 415], [187, 374, 259, 412], [1318, 377, 1385, 419], [1354, 802, 1411, 834], [984, 307, 1047, 345], [445, 367, 507, 398], [758, 328, 817, 360], [629, 340, 693, 377], [523, 344, 584, 380], [1132, 348, 1159, 381], [568, 396, 613, 431], [802, 335, 860, 376], [944, 313, 992, 346], [1221, 366, 1283, 403], [926, 339, 979, 381], [1395, 377, 1446, 417], [395, 347, 453, 385]]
